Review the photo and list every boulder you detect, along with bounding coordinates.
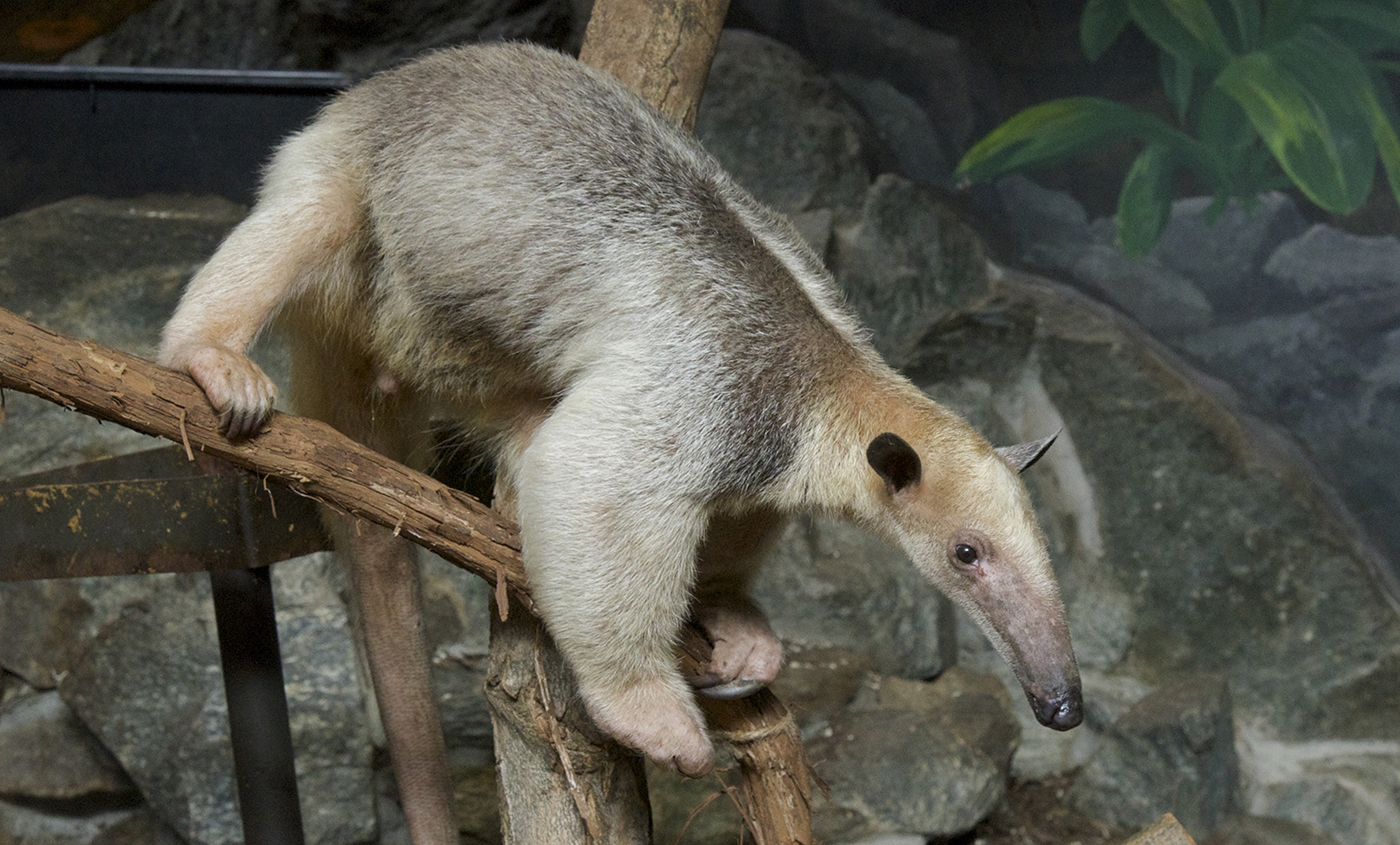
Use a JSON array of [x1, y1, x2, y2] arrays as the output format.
[[1066, 674, 1241, 838], [994, 175, 1093, 265], [781, 0, 1000, 155], [1240, 729, 1400, 845], [753, 516, 957, 682], [1066, 244, 1214, 336], [833, 73, 955, 189], [695, 30, 872, 214], [1150, 193, 1309, 319], [1202, 814, 1341, 845], [807, 669, 1018, 841], [831, 173, 990, 366], [25, 557, 378, 845], [0, 802, 156, 845], [0, 688, 137, 802], [1263, 224, 1400, 303]]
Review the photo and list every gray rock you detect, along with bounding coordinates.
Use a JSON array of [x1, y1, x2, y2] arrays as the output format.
[[787, 0, 999, 155], [0, 689, 137, 802], [0, 196, 249, 477], [647, 755, 744, 845], [1067, 674, 1241, 838], [753, 516, 956, 681], [1179, 311, 1350, 412], [831, 173, 989, 366], [271, 556, 378, 845], [995, 175, 1092, 264], [1240, 729, 1400, 845], [808, 669, 1017, 840], [1264, 224, 1400, 302], [48, 558, 378, 845], [696, 30, 872, 214], [0, 802, 155, 845], [788, 207, 836, 258], [57, 574, 242, 845], [1202, 814, 1341, 845], [1150, 193, 1309, 318], [769, 643, 878, 729], [1067, 244, 1214, 336], [833, 73, 954, 188]]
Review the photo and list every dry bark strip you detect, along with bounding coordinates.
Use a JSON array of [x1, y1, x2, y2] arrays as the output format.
[[0, 306, 531, 607], [2, 304, 814, 840]]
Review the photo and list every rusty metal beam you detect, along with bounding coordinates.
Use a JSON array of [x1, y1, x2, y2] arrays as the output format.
[[0, 445, 330, 581]]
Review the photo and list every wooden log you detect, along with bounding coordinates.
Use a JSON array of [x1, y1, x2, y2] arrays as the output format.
[[0, 306, 528, 604], [578, 0, 731, 131]]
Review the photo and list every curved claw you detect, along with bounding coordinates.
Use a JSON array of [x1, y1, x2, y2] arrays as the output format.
[[691, 677, 767, 700]]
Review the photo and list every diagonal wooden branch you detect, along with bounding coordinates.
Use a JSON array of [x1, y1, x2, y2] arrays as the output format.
[[0, 306, 531, 606], [1, 296, 813, 841]]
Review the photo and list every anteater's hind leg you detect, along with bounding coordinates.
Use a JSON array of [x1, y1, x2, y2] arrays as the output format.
[[289, 329, 458, 845], [689, 509, 786, 699]]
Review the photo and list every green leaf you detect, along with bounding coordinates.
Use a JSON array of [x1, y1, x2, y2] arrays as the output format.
[[956, 97, 1224, 186], [1309, 0, 1400, 54], [1083, 0, 1134, 60], [1193, 86, 1260, 186], [1368, 67, 1400, 212], [1262, 0, 1309, 42], [1160, 50, 1196, 119], [1215, 36, 1375, 212], [1128, 0, 1237, 70], [1117, 143, 1177, 257], [1217, 0, 1262, 50]]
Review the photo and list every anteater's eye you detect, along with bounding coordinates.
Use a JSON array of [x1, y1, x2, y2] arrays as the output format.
[[953, 543, 979, 565]]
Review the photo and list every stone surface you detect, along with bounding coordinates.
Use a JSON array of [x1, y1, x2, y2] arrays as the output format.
[[831, 173, 990, 366], [1239, 729, 1400, 845], [1264, 224, 1400, 302], [695, 30, 872, 214], [833, 73, 954, 189], [752, 516, 956, 681], [1149, 193, 1309, 319], [0, 802, 155, 845], [1066, 244, 1214, 336], [1202, 814, 1341, 845], [806, 669, 1018, 841], [781, 0, 1000, 155], [0, 196, 248, 476], [56, 574, 242, 845], [1067, 674, 1241, 838], [995, 174, 1093, 263], [0, 689, 137, 801]]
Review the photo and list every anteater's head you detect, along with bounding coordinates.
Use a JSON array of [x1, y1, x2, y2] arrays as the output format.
[[861, 410, 1082, 731]]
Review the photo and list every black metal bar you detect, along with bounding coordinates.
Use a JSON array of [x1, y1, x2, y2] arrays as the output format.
[[210, 566, 306, 845]]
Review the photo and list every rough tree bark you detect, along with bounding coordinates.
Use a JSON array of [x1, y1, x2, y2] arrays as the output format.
[[487, 1, 812, 843], [1, 5, 814, 837]]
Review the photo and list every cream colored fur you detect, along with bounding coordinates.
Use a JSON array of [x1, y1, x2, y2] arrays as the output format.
[[159, 42, 1079, 839]]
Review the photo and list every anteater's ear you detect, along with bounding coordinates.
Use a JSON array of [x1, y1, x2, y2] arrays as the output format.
[[996, 431, 1059, 473], [867, 432, 922, 493]]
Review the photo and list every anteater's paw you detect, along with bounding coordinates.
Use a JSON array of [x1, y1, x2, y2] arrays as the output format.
[[173, 345, 278, 440], [585, 679, 714, 777], [690, 605, 783, 700]]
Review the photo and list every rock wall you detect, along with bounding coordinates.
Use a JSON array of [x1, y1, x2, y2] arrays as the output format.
[[1, 4, 1396, 845]]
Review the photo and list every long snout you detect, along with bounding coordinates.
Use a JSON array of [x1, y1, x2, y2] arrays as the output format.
[[1026, 677, 1082, 731]]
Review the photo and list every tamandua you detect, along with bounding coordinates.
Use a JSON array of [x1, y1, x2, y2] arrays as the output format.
[[159, 41, 1081, 840]]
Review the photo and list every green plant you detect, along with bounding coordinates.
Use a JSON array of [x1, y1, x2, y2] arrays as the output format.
[[955, 0, 1400, 257]]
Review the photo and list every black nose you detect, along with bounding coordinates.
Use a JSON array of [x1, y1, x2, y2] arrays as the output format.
[[1031, 688, 1083, 731]]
